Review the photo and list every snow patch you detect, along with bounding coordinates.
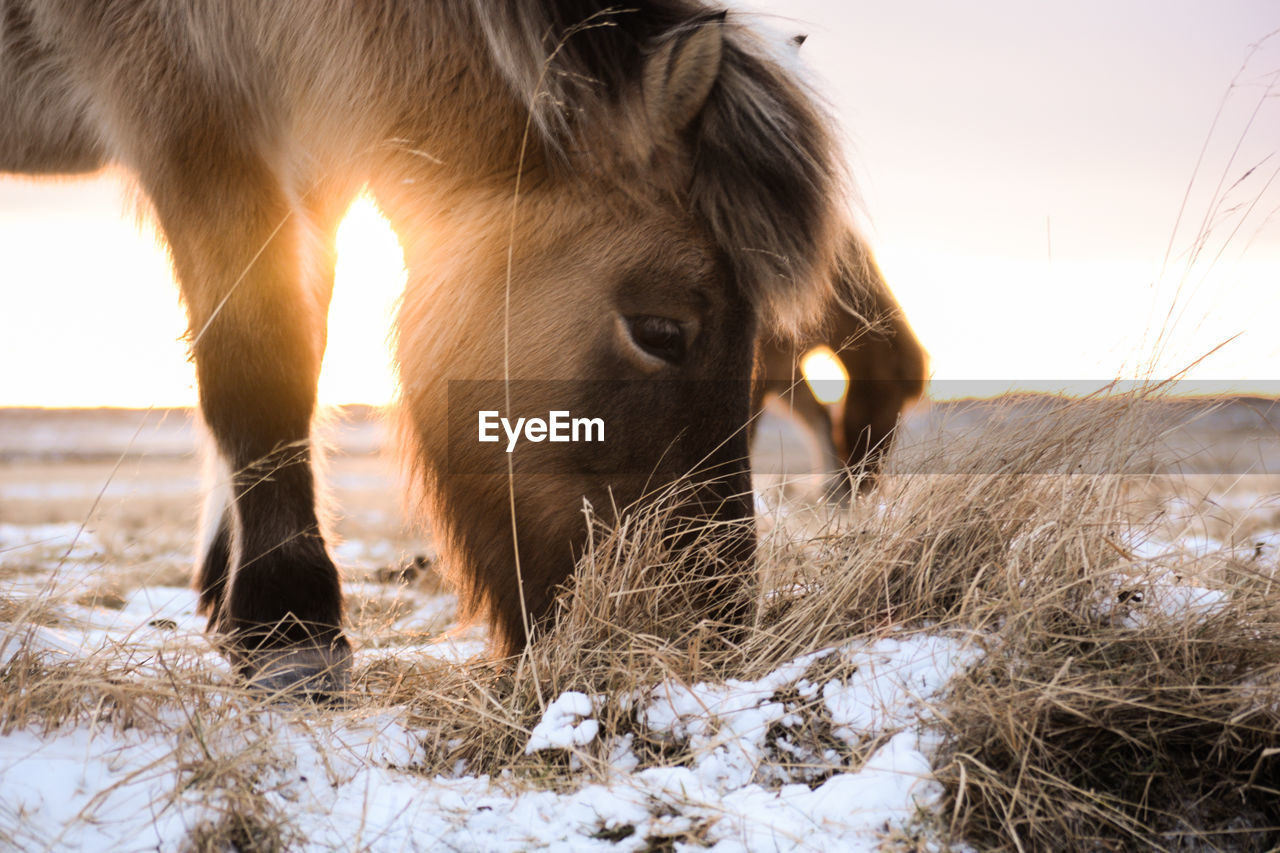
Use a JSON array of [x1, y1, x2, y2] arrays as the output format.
[[0, 522, 100, 559], [526, 691, 600, 753]]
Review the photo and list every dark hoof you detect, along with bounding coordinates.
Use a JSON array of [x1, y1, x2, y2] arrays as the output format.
[[239, 639, 353, 703]]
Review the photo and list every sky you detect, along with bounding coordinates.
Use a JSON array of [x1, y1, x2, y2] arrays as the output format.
[[1, 1, 1277, 407]]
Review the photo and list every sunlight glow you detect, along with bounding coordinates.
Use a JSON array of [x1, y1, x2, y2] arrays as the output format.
[[319, 192, 406, 407], [800, 345, 849, 405], [2, 0, 1277, 413]]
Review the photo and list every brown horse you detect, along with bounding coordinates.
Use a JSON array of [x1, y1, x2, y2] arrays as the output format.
[[757, 240, 927, 497], [1, 0, 915, 693]]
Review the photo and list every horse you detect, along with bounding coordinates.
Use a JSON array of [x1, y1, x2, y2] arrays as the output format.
[[757, 241, 927, 498], [1, 0, 918, 695]]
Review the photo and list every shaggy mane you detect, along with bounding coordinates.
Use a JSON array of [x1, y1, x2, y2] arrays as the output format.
[[470, 0, 848, 335]]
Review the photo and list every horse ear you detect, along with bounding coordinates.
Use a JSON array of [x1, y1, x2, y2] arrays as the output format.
[[644, 13, 726, 139]]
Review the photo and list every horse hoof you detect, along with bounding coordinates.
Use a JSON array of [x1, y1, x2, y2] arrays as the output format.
[[240, 639, 352, 703]]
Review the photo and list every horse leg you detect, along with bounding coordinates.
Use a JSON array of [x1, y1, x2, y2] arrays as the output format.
[[833, 250, 928, 492], [837, 335, 901, 493], [147, 159, 349, 695], [190, 187, 348, 634], [754, 339, 851, 498], [195, 500, 234, 619]]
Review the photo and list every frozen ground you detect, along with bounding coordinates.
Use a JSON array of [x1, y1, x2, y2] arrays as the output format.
[[0, 567, 971, 851], [0, 525, 969, 851], [0, 401, 1276, 850]]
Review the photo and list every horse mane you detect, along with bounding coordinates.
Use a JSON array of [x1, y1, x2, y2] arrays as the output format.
[[470, 0, 848, 335]]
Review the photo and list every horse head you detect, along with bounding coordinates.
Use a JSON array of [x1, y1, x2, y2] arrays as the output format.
[[389, 7, 847, 655]]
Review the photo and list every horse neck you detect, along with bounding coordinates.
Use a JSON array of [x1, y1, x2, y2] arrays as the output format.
[[274, 1, 539, 195]]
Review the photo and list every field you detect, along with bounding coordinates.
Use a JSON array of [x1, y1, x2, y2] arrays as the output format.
[[2, 396, 1279, 851]]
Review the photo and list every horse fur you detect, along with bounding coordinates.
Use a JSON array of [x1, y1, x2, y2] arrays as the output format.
[[1, 0, 878, 688], [757, 236, 929, 497], [471, 1, 846, 334]]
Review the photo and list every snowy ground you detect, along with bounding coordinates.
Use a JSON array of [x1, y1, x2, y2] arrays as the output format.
[[0, 521, 970, 851], [0, 581, 970, 850], [1, 402, 1276, 851]]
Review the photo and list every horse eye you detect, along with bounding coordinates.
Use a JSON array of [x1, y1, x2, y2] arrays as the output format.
[[626, 315, 687, 364]]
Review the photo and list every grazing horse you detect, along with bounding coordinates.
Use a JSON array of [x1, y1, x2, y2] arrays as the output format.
[[757, 240, 927, 497], [1, 0, 915, 693]]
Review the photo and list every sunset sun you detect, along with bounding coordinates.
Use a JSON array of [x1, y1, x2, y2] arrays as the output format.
[[800, 345, 851, 405], [319, 192, 405, 407]]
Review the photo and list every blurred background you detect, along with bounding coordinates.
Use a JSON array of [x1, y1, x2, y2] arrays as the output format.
[[0, 0, 1277, 408]]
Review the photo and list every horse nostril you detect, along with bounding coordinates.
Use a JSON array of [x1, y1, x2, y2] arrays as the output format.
[[626, 315, 687, 365]]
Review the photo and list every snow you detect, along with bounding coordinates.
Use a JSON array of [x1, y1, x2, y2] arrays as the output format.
[[0, 522, 100, 559], [526, 691, 600, 753], [1100, 567, 1232, 630], [0, 478, 201, 501], [0, 511, 1259, 850], [332, 538, 400, 568], [0, 571, 975, 852]]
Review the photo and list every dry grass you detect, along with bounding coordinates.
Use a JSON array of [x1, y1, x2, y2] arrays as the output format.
[[2, 391, 1278, 849], [937, 603, 1280, 851], [351, 390, 1280, 853]]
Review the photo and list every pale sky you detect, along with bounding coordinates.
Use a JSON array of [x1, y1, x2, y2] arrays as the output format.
[[754, 0, 1280, 392], [1, 1, 1277, 407]]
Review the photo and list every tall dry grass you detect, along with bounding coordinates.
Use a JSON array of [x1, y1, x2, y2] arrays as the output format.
[[3, 389, 1278, 849]]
